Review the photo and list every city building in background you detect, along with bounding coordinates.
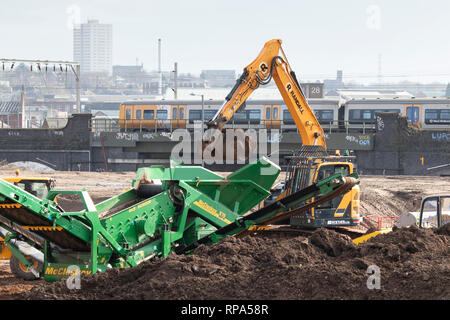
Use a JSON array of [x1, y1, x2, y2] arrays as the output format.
[[0, 100, 21, 128], [0, 28, 447, 130], [73, 20, 113, 75], [113, 65, 146, 84], [324, 70, 345, 94], [200, 70, 236, 87]]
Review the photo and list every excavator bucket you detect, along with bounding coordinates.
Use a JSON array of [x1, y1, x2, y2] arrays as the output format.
[[202, 128, 258, 163], [394, 212, 418, 228]]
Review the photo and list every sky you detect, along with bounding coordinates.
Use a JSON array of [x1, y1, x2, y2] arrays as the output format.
[[1, 0, 449, 84]]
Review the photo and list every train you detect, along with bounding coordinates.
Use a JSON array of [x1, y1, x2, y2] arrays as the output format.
[[117, 97, 450, 132]]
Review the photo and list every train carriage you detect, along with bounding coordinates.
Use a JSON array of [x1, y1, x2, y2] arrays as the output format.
[[420, 99, 450, 130], [281, 98, 341, 132], [185, 100, 220, 131], [118, 97, 450, 133], [119, 101, 186, 131], [119, 99, 341, 131], [186, 100, 265, 130], [342, 97, 450, 131], [343, 99, 403, 131]]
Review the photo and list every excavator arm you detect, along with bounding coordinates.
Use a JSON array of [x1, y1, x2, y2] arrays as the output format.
[[207, 39, 326, 148]]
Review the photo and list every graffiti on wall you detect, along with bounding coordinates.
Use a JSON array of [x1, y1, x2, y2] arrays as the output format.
[[345, 135, 372, 147], [376, 116, 384, 132], [431, 132, 450, 142]]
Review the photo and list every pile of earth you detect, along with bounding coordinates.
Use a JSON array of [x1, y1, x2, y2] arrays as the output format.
[[23, 224, 449, 300], [0, 161, 55, 172]]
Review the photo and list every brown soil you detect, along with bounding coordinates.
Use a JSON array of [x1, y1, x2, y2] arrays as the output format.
[[22, 224, 450, 300], [2, 169, 447, 217], [359, 175, 450, 217], [1, 169, 449, 300], [0, 261, 44, 299]]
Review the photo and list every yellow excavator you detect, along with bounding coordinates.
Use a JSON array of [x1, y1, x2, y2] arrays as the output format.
[[204, 39, 361, 228]]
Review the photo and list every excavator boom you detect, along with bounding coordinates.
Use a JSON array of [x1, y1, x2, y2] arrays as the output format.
[[208, 39, 326, 148], [205, 39, 360, 230]]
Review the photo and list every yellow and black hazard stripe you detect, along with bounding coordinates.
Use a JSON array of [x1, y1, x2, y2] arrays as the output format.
[[23, 226, 63, 231], [0, 204, 22, 209]]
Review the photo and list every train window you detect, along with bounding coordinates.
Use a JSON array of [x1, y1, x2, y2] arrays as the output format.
[[441, 110, 450, 120], [406, 107, 420, 122], [180, 108, 184, 120], [136, 110, 142, 120], [157, 110, 168, 120], [143, 110, 154, 120], [320, 110, 333, 120], [350, 108, 400, 123], [375, 109, 401, 115], [126, 109, 131, 120], [231, 112, 245, 123], [284, 110, 293, 119], [172, 108, 178, 120], [362, 111, 371, 120], [233, 112, 246, 119], [204, 110, 218, 120], [249, 110, 261, 119], [266, 108, 271, 120], [283, 110, 294, 124], [189, 110, 201, 120], [273, 108, 278, 119], [349, 110, 360, 120], [425, 110, 438, 122]]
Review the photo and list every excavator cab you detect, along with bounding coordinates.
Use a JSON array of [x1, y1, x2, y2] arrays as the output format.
[[305, 161, 360, 227], [265, 146, 360, 228], [279, 147, 360, 228], [317, 164, 350, 181], [419, 195, 450, 228]]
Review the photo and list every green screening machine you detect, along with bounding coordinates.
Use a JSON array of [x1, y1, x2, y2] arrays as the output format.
[[0, 157, 357, 282]]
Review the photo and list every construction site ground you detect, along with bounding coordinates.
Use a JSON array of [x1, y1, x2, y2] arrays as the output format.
[[0, 168, 449, 300]]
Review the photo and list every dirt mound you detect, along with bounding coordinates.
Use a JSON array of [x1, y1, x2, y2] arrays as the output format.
[[358, 175, 450, 217], [359, 187, 424, 217], [436, 223, 450, 236], [0, 261, 41, 299], [23, 226, 449, 300], [309, 228, 355, 257], [0, 161, 55, 172]]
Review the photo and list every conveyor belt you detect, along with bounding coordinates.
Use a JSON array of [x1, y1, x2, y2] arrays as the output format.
[[177, 176, 357, 253], [0, 200, 90, 251]]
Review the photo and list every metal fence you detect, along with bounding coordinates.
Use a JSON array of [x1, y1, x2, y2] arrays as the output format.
[[352, 215, 399, 232], [0, 117, 69, 129], [89, 118, 378, 134]]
